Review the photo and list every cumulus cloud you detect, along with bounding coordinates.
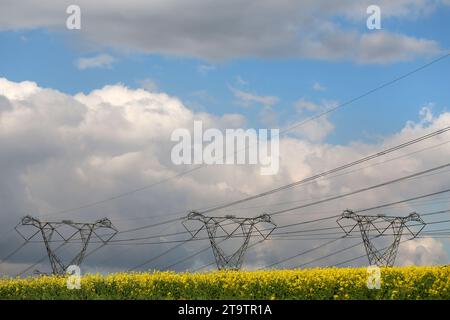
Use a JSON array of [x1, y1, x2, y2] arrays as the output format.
[[291, 99, 336, 142], [397, 238, 447, 265], [76, 54, 116, 70], [231, 87, 279, 108], [0, 78, 41, 100], [1, 77, 450, 275], [0, 0, 444, 62]]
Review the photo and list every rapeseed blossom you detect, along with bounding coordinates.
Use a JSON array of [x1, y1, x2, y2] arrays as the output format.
[[0, 266, 449, 300]]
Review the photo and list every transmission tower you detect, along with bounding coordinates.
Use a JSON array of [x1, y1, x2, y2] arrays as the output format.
[[15, 215, 118, 275], [337, 210, 426, 267], [183, 211, 276, 270]]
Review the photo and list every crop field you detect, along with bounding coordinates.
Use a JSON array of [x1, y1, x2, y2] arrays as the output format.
[[0, 266, 449, 300]]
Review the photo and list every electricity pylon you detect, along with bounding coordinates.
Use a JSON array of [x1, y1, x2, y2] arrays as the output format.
[[337, 210, 426, 267], [15, 215, 118, 275], [183, 211, 276, 270]]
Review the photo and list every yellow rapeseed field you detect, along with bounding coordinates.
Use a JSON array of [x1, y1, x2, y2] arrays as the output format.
[[0, 266, 449, 300]]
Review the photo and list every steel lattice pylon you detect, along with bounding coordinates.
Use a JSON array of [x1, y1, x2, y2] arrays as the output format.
[[15, 215, 118, 275], [337, 210, 426, 267], [183, 211, 276, 270]]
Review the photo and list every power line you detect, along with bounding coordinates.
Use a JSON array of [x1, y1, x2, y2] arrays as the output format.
[[78, 128, 450, 245], [279, 53, 450, 137], [119, 131, 450, 235], [191, 261, 216, 272], [180, 238, 267, 272], [41, 167, 204, 218], [211, 206, 450, 270], [39, 52, 450, 218], [168, 226, 345, 272], [15, 242, 67, 277], [86, 134, 450, 236], [297, 240, 365, 268], [129, 238, 194, 271], [0, 242, 28, 269], [201, 127, 450, 215], [92, 219, 177, 266], [333, 238, 413, 267], [33, 126, 450, 246], [6, 53, 449, 274], [268, 162, 450, 216], [278, 214, 450, 268], [91, 204, 450, 246], [261, 236, 347, 269], [162, 241, 212, 271], [71, 192, 450, 246], [21, 143, 449, 272], [113, 216, 184, 236], [354, 189, 450, 214], [224, 139, 450, 212], [78, 132, 448, 246], [145, 208, 450, 271]]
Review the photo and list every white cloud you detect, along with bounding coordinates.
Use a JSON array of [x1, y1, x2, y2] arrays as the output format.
[[291, 99, 336, 142], [0, 1, 443, 63], [76, 54, 116, 70], [397, 238, 448, 265], [197, 64, 216, 75], [295, 98, 319, 112], [0, 77, 41, 100], [356, 32, 441, 64], [291, 117, 335, 142], [313, 82, 326, 91], [231, 87, 279, 108], [1, 77, 450, 274]]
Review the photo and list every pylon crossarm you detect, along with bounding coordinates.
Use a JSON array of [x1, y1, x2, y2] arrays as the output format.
[[336, 216, 358, 235]]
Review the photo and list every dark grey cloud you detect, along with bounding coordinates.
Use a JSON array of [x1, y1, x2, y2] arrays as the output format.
[[0, 0, 444, 62]]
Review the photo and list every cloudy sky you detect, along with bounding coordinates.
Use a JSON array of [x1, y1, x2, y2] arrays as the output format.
[[1, 0, 450, 276]]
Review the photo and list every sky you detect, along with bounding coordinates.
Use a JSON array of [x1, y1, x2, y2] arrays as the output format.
[[1, 0, 450, 275]]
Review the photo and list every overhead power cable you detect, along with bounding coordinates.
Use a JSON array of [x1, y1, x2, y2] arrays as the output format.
[[180, 203, 450, 271], [95, 128, 450, 244], [261, 236, 347, 269], [40, 52, 450, 218], [129, 239, 194, 271], [0, 242, 28, 269], [268, 162, 450, 217], [200, 127, 450, 215], [15, 242, 67, 277]]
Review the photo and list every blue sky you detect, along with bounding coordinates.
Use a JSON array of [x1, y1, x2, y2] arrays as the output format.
[[1, 2, 449, 145]]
